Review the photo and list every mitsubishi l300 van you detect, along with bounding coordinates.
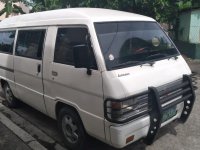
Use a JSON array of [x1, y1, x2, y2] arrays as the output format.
[[0, 8, 195, 150]]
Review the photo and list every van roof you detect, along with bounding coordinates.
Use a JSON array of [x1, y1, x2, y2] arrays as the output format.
[[0, 8, 155, 29]]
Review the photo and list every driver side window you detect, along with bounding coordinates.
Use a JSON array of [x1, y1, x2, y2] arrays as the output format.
[[54, 27, 97, 70]]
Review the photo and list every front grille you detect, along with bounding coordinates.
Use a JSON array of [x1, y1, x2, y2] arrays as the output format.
[[157, 79, 192, 107], [104, 75, 195, 126], [145, 75, 195, 145]]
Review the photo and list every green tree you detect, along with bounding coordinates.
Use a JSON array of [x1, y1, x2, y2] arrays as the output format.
[[28, 0, 61, 12], [26, 0, 198, 22], [72, 0, 182, 23], [59, 0, 81, 8], [23, 0, 197, 41], [0, 0, 25, 17]]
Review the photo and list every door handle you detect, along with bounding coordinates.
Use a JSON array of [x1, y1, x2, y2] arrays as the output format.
[[37, 64, 41, 73], [52, 71, 58, 76]]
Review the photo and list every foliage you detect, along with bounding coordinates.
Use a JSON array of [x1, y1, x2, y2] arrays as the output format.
[[79, 0, 194, 24], [28, 0, 191, 23], [59, 0, 81, 8], [25, 0, 61, 12], [25, 0, 200, 23], [0, 0, 25, 17]]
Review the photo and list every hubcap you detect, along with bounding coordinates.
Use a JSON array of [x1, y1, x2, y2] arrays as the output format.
[[5, 86, 13, 103], [62, 115, 79, 144]]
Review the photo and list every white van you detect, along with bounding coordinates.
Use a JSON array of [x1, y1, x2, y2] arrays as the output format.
[[0, 8, 195, 150]]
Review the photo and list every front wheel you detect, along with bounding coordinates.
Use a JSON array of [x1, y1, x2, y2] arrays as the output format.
[[58, 107, 88, 150], [3, 83, 19, 108]]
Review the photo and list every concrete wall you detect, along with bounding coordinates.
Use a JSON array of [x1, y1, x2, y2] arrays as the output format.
[[189, 9, 200, 44], [178, 9, 200, 59], [179, 11, 191, 42], [175, 41, 200, 59]]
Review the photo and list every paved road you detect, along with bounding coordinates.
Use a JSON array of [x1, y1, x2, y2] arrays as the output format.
[[0, 75, 200, 150], [0, 122, 31, 150]]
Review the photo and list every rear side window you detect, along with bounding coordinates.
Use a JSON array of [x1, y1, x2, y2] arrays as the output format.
[[15, 30, 46, 60], [0, 31, 16, 54], [54, 28, 88, 65]]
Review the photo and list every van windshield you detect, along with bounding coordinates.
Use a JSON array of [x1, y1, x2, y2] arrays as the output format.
[[94, 22, 179, 70]]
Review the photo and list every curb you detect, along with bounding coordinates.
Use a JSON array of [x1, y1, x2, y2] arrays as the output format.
[[0, 103, 47, 150]]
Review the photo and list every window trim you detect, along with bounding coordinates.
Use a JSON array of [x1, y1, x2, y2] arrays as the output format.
[[15, 28, 47, 60], [53, 25, 98, 70], [0, 30, 16, 55]]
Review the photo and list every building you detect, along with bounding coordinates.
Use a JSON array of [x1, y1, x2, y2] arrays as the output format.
[[0, 1, 29, 21], [179, 8, 200, 44], [177, 8, 200, 59]]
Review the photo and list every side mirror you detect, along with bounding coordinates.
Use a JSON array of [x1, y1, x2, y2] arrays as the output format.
[[73, 44, 92, 75]]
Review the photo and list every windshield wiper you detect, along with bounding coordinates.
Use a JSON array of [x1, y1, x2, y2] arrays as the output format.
[[114, 60, 156, 69], [142, 53, 166, 67], [146, 53, 169, 60], [146, 52, 179, 61], [113, 61, 140, 68], [146, 49, 179, 61], [168, 55, 179, 60], [140, 61, 155, 67]]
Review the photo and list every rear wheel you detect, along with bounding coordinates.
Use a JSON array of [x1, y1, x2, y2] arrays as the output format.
[[58, 107, 88, 150], [3, 83, 19, 108]]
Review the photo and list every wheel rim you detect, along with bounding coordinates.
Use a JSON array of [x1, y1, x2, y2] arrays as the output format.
[[5, 86, 13, 104], [62, 115, 79, 144]]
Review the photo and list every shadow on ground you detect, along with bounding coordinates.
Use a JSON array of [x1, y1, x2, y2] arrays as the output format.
[[0, 84, 184, 150], [7, 100, 180, 150]]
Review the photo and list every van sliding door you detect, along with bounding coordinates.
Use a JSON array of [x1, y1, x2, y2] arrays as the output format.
[[14, 29, 47, 114]]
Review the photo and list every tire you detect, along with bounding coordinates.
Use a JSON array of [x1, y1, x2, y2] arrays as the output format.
[[3, 83, 19, 108], [58, 107, 88, 150]]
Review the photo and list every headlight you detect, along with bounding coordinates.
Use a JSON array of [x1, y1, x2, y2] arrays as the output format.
[[104, 92, 149, 123]]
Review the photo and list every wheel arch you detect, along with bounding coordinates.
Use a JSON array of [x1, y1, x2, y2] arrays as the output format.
[[55, 101, 87, 131], [55, 102, 82, 122], [0, 79, 7, 88]]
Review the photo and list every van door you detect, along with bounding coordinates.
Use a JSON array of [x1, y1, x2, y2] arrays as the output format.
[[14, 29, 46, 114], [43, 26, 105, 140]]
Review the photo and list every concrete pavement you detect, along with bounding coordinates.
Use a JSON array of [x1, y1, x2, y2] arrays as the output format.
[[0, 121, 31, 150], [185, 58, 200, 74]]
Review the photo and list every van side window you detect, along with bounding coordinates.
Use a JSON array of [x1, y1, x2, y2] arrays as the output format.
[[54, 27, 97, 69], [15, 30, 45, 60], [0, 31, 16, 54]]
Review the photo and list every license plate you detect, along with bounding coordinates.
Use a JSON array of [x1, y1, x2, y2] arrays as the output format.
[[162, 107, 177, 123]]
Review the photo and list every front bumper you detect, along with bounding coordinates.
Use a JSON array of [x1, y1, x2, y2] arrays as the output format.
[[106, 75, 195, 148], [109, 102, 184, 148]]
